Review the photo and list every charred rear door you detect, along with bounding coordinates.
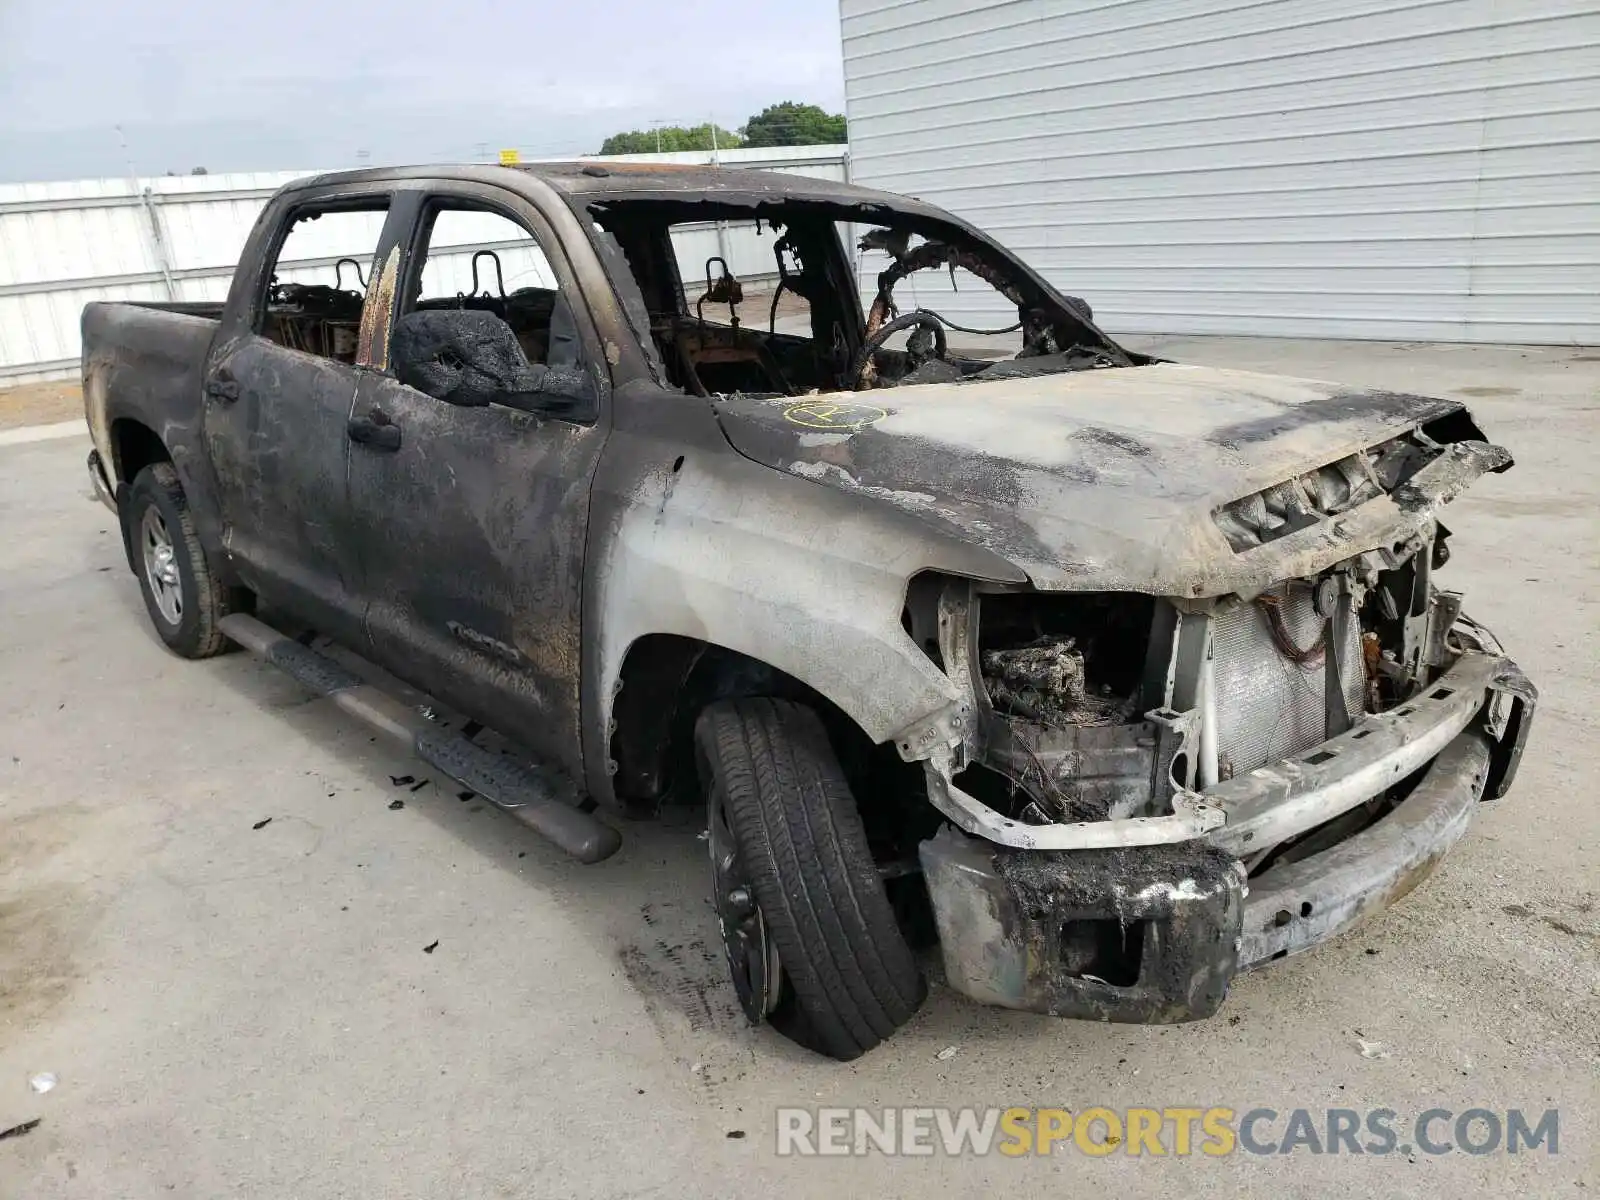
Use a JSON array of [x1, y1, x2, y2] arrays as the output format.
[[341, 184, 610, 775], [201, 185, 400, 643]]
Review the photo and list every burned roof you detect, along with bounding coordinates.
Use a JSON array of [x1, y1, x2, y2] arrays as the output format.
[[286, 161, 934, 216], [511, 160, 894, 201]]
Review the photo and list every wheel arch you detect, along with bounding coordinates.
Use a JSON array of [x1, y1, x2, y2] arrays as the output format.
[[111, 420, 252, 612], [607, 634, 924, 828], [580, 440, 1002, 813], [103, 411, 238, 592], [107, 418, 174, 572], [109, 416, 172, 487]]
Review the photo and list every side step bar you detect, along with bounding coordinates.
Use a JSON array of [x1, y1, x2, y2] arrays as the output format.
[[219, 614, 621, 864]]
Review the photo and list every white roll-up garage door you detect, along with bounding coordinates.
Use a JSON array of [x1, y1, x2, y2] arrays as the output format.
[[840, 0, 1600, 344]]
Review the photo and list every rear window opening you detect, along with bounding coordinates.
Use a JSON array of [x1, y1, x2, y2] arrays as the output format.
[[258, 202, 390, 364]]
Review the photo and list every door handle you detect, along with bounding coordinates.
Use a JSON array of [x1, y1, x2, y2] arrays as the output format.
[[348, 409, 401, 451], [205, 368, 239, 403]]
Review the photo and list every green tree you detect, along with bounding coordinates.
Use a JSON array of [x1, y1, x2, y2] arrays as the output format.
[[739, 102, 847, 147], [597, 123, 742, 155]]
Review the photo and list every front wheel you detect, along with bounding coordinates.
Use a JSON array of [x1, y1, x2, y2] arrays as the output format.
[[695, 698, 925, 1060], [125, 462, 237, 658]]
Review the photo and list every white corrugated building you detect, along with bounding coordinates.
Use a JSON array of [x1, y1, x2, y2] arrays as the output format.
[[839, 0, 1600, 344]]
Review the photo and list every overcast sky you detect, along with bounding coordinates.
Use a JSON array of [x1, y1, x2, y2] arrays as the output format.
[[0, 0, 847, 182]]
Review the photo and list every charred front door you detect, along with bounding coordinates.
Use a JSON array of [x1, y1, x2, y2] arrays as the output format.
[[341, 186, 609, 775]]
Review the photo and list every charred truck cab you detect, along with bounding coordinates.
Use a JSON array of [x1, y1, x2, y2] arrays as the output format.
[[81, 163, 1535, 1060]]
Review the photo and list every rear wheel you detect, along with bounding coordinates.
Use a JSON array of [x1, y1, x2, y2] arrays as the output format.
[[695, 697, 925, 1060], [126, 462, 237, 658]]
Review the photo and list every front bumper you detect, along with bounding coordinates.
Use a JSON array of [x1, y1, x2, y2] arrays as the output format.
[[919, 647, 1536, 1021]]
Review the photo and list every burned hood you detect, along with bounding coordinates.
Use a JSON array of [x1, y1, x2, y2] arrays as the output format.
[[711, 363, 1509, 597]]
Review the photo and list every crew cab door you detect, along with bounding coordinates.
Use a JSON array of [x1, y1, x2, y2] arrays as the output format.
[[342, 185, 611, 774], [201, 186, 400, 643]]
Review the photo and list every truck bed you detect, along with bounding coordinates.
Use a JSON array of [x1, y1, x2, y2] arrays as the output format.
[[82, 301, 220, 377], [120, 300, 228, 319], [80, 300, 220, 492]]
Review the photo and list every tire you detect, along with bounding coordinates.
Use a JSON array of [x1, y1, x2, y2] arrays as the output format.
[[125, 462, 236, 658], [695, 698, 925, 1060]]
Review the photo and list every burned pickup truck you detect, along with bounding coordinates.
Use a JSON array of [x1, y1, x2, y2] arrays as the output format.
[[82, 163, 1534, 1059]]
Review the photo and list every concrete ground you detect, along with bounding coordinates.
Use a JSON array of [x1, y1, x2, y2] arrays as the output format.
[[0, 337, 1595, 1198]]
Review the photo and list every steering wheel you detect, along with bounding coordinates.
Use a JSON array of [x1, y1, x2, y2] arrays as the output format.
[[850, 309, 948, 389]]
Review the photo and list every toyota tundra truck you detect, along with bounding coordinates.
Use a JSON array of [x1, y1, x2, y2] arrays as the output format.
[[80, 162, 1536, 1059]]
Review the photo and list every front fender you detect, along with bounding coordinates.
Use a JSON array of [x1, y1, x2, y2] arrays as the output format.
[[583, 422, 1023, 805]]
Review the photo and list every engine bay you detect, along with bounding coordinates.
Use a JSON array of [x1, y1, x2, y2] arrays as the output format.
[[911, 505, 1485, 867]]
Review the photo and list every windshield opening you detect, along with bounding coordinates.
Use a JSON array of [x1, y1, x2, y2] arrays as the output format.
[[585, 196, 1136, 398]]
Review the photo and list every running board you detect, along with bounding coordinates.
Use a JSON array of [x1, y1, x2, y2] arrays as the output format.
[[218, 614, 621, 864]]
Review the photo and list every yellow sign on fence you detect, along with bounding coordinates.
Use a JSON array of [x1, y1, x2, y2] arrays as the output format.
[[498, 148, 520, 165]]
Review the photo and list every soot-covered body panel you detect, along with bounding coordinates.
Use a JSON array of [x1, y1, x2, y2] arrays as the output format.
[[710, 364, 1507, 598]]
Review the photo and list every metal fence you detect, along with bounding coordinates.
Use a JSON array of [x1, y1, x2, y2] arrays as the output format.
[[0, 146, 849, 388]]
